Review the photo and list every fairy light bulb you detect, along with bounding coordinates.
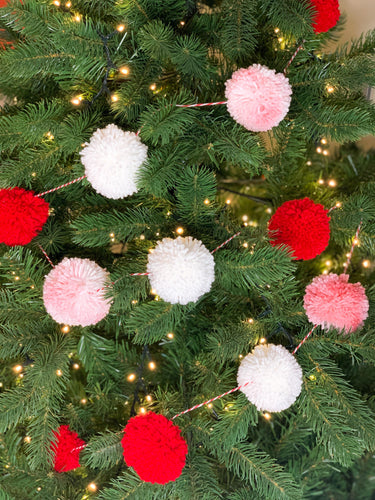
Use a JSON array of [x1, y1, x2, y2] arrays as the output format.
[[14, 276, 20, 281], [263, 412, 272, 420], [336, 202, 342, 208], [266, 207, 272, 214], [328, 179, 336, 187], [316, 146, 322, 154], [111, 94, 119, 102], [53, 0, 60, 6], [323, 150, 329, 156], [148, 361, 156, 370], [321, 138, 327, 145], [226, 199, 231, 205], [179, 21, 185, 26], [353, 238, 359, 245], [243, 242, 248, 248], [318, 179, 324, 185], [247, 318, 254, 324], [87, 483, 97, 492], [139, 407, 146, 414], [56, 369, 63, 377], [362, 260, 370, 268], [119, 66, 129, 75], [65, 1, 71, 7], [309, 374, 316, 381], [71, 96, 81, 106], [176, 227, 184, 235], [74, 14, 81, 22], [242, 215, 249, 221], [24, 436, 31, 443], [146, 395, 152, 402], [149, 83, 156, 91], [80, 398, 87, 404], [13, 365, 23, 373], [204, 198, 210, 205], [73, 363, 80, 370], [325, 260, 332, 266], [127, 373, 136, 382], [61, 325, 70, 333], [259, 338, 267, 344], [167, 332, 174, 339], [274, 27, 280, 33], [326, 85, 335, 93], [117, 24, 125, 32]]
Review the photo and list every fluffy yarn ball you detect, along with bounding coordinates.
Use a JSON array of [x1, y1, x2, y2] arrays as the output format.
[[304, 273, 369, 333], [43, 257, 111, 327], [147, 236, 215, 305], [310, 0, 340, 34], [51, 425, 85, 473], [122, 412, 188, 484], [0, 187, 49, 246], [80, 124, 148, 199], [268, 197, 330, 260], [225, 64, 292, 132], [237, 344, 303, 412]]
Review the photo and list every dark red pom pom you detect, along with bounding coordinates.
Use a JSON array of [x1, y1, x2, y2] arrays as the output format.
[[310, 0, 340, 34], [268, 197, 330, 260], [122, 412, 188, 484], [51, 425, 85, 473], [0, 187, 49, 246]]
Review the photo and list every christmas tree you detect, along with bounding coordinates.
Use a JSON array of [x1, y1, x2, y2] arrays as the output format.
[[0, 0, 375, 498]]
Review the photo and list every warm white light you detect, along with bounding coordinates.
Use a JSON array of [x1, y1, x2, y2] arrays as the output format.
[[259, 337, 267, 344], [139, 407, 146, 414], [266, 207, 272, 214], [73, 363, 80, 370], [117, 24, 125, 32], [119, 66, 129, 75], [71, 96, 81, 105], [328, 179, 336, 187], [13, 365, 23, 373], [176, 227, 184, 235], [318, 179, 324, 185], [325, 260, 332, 266], [87, 483, 97, 492], [306, 160, 312, 166], [278, 37, 283, 43], [321, 138, 327, 145], [274, 27, 280, 33], [242, 215, 248, 221], [243, 242, 248, 248], [149, 83, 156, 91], [322, 269, 328, 274], [61, 325, 70, 333], [362, 260, 370, 268], [263, 412, 272, 420], [226, 199, 231, 205], [353, 238, 359, 245], [309, 374, 316, 381], [80, 398, 87, 404], [24, 436, 31, 443], [65, 1, 71, 7], [204, 198, 210, 205], [179, 21, 185, 26], [239, 354, 243, 359], [247, 318, 254, 324], [74, 14, 81, 22], [167, 332, 174, 339], [148, 361, 156, 371], [56, 369, 63, 377], [127, 373, 136, 382], [53, 0, 60, 6], [322, 150, 329, 156], [131, 300, 138, 305], [14, 276, 20, 281], [207, 403, 213, 408], [146, 395, 152, 402], [326, 85, 335, 93], [111, 94, 119, 102], [316, 147, 322, 154], [336, 202, 342, 208]]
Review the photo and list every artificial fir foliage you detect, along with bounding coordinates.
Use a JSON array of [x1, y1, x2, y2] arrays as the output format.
[[0, 0, 374, 499]]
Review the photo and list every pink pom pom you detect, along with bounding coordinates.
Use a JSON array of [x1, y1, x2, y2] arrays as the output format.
[[304, 273, 369, 333], [225, 64, 292, 132], [43, 258, 111, 327]]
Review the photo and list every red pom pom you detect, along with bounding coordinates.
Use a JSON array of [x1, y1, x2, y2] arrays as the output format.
[[122, 412, 188, 484], [268, 197, 330, 260], [0, 187, 49, 246], [51, 425, 85, 473], [310, 0, 340, 34]]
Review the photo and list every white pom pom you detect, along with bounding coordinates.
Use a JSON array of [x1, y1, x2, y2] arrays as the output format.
[[237, 344, 303, 412], [80, 124, 148, 199], [147, 236, 215, 305]]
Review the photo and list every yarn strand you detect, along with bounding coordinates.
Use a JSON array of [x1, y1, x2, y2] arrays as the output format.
[[36, 175, 87, 197], [343, 221, 363, 273], [38, 244, 55, 268]]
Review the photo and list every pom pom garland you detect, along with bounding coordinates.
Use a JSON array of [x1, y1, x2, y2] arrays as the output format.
[[310, 0, 340, 34], [304, 273, 369, 333], [51, 425, 85, 473], [0, 187, 49, 246], [121, 412, 188, 484], [237, 344, 303, 412], [80, 124, 148, 199], [268, 197, 330, 260], [225, 64, 292, 132], [147, 236, 215, 305], [43, 257, 111, 327]]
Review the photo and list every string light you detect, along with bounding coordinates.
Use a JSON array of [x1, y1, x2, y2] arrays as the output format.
[[127, 373, 136, 382], [266, 207, 272, 214], [117, 24, 125, 32], [328, 179, 337, 187], [362, 260, 370, 268], [139, 407, 146, 414], [71, 96, 81, 106], [176, 227, 184, 235], [111, 94, 119, 102], [278, 37, 283, 43], [73, 363, 80, 370], [243, 242, 248, 248], [53, 0, 60, 6], [306, 160, 312, 166], [149, 83, 156, 91], [24, 436, 31, 443], [238, 354, 243, 359], [119, 66, 129, 75], [353, 238, 359, 245], [207, 403, 213, 409], [317, 179, 324, 185], [322, 269, 328, 275], [322, 150, 329, 156], [179, 21, 185, 26], [13, 365, 23, 373], [309, 374, 316, 381], [326, 85, 335, 93], [259, 338, 267, 344], [0, 382, 3, 387], [61, 325, 70, 333], [167, 332, 174, 339], [316, 146, 322, 154], [80, 398, 87, 404], [325, 260, 332, 266], [65, 1, 71, 7], [37, 487, 42, 492], [56, 369, 63, 377], [321, 138, 327, 145], [131, 300, 138, 305], [204, 198, 210, 205], [146, 395, 152, 402], [148, 361, 156, 371], [74, 14, 81, 22], [226, 199, 231, 205], [87, 483, 97, 492], [274, 28, 280, 33], [247, 318, 254, 324], [31, 172, 37, 177], [263, 412, 272, 420], [336, 202, 342, 208], [242, 215, 249, 221], [14, 276, 20, 281]]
